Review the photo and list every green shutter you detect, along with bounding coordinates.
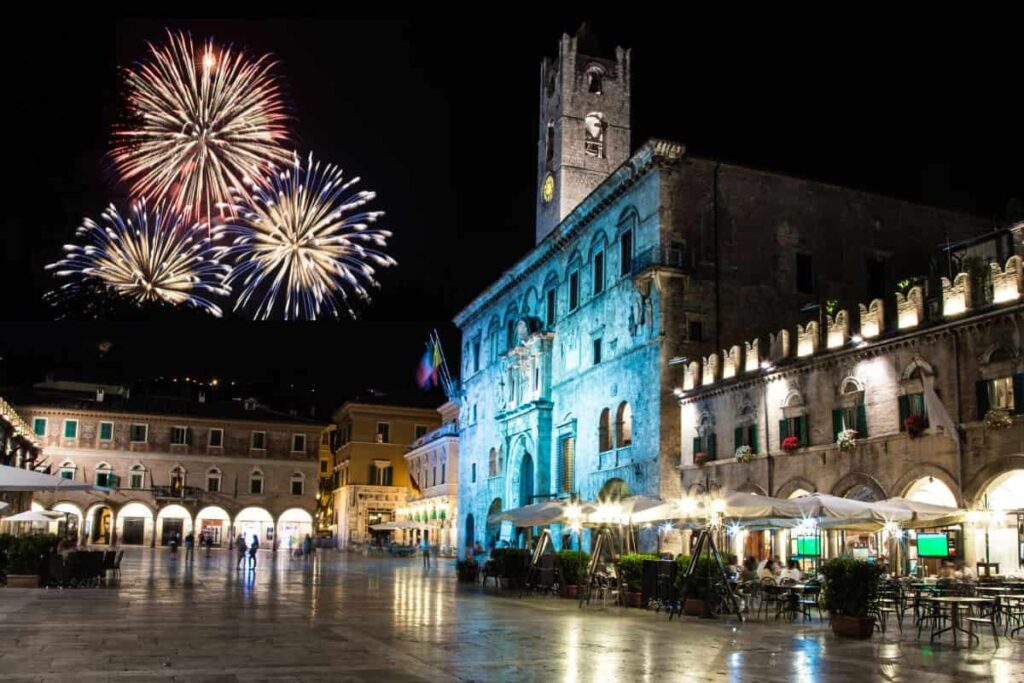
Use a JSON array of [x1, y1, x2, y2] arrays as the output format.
[[779, 418, 790, 444], [749, 424, 758, 454], [734, 426, 743, 451], [832, 409, 843, 442], [693, 437, 701, 457], [709, 433, 717, 460], [898, 395, 909, 432], [976, 380, 990, 420], [64, 421, 77, 438], [857, 404, 868, 437], [798, 416, 809, 447], [1014, 374, 1024, 415]]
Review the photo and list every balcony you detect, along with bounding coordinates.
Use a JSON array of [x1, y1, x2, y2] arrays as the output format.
[[631, 245, 695, 276]]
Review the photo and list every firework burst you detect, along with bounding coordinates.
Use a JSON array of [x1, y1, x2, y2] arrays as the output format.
[[46, 201, 231, 317], [112, 30, 291, 224], [218, 153, 396, 320]]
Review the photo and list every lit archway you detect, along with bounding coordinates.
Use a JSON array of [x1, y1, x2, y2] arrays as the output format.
[[51, 502, 83, 541], [156, 504, 193, 546], [195, 506, 231, 547], [116, 502, 155, 546], [904, 477, 958, 508], [484, 498, 503, 548], [976, 470, 1024, 573], [277, 508, 314, 551], [84, 502, 114, 545], [235, 506, 274, 549]]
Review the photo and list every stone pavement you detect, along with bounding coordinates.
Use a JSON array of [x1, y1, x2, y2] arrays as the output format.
[[1, 548, 1022, 682]]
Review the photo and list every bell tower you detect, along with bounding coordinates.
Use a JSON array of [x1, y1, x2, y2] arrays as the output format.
[[535, 25, 631, 245]]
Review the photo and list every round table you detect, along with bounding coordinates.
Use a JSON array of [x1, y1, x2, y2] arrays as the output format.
[[924, 596, 995, 648]]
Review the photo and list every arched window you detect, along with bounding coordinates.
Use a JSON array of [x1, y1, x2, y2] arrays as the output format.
[[59, 460, 77, 481], [170, 465, 186, 491], [587, 65, 605, 94], [95, 462, 113, 488], [557, 433, 576, 494], [250, 469, 264, 495], [290, 472, 304, 496], [584, 112, 606, 158], [615, 402, 633, 447], [694, 415, 717, 462], [599, 408, 613, 452], [206, 467, 222, 493], [129, 464, 146, 490]]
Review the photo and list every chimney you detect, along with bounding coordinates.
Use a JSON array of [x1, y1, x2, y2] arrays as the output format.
[[96, 388, 105, 403]]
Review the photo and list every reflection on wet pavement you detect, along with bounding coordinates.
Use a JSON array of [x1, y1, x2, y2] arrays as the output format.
[[0, 548, 1022, 681]]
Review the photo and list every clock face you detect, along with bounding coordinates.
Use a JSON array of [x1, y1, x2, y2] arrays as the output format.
[[542, 174, 555, 204]]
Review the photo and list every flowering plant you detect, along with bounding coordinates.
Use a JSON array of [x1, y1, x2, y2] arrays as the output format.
[[904, 414, 926, 438], [985, 409, 1013, 431], [781, 435, 801, 452], [836, 429, 858, 452], [734, 445, 753, 463], [694, 451, 707, 466]]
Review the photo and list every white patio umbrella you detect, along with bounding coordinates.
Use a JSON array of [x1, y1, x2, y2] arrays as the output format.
[[0, 510, 64, 523], [488, 500, 568, 527], [369, 520, 423, 531], [0, 465, 102, 492]]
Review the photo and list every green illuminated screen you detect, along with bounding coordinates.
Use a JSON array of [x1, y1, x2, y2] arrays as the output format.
[[796, 537, 820, 557], [917, 533, 949, 558]]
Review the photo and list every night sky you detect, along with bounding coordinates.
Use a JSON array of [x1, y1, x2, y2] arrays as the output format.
[[1, 17, 1022, 414]]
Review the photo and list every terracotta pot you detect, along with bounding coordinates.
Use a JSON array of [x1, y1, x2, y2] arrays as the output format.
[[6, 574, 40, 588], [683, 598, 706, 616], [830, 614, 875, 639], [625, 591, 644, 608], [561, 584, 579, 599]]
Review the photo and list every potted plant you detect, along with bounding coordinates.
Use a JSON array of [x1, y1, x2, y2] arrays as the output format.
[[617, 553, 657, 607], [904, 414, 926, 438], [781, 435, 801, 453], [456, 558, 478, 583], [820, 557, 885, 638], [4, 534, 57, 588], [836, 429, 858, 452], [555, 549, 590, 599], [985, 408, 1013, 431], [734, 445, 753, 464], [492, 548, 530, 589], [694, 451, 707, 466]]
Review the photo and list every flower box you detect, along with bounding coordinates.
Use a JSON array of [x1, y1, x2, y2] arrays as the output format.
[[781, 436, 801, 452]]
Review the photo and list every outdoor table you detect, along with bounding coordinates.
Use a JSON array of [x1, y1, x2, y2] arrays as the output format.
[[775, 584, 813, 620], [924, 596, 995, 649], [976, 586, 1013, 594]]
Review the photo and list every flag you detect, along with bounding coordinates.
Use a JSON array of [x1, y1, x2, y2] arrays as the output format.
[[416, 336, 443, 390], [923, 374, 959, 443], [409, 469, 421, 494]]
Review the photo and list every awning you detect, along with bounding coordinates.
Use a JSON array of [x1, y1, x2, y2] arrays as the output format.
[[0, 465, 105, 492]]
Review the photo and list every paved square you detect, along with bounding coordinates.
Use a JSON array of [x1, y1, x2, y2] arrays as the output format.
[[1, 549, 1022, 681]]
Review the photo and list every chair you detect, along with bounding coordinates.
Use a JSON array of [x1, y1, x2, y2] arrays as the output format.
[[1001, 596, 1024, 637], [796, 582, 823, 622], [965, 600, 999, 647], [759, 578, 783, 620], [480, 560, 500, 587], [918, 598, 951, 641], [101, 551, 116, 584], [874, 581, 905, 633]]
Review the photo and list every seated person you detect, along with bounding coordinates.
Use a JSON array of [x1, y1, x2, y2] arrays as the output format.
[[739, 557, 760, 582], [780, 560, 804, 582], [938, 560, 957, 580], [757, 559, 775, 579]]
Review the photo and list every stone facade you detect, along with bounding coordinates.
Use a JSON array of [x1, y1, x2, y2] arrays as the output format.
[[678, 251, 1024, 573], [400, 401, 459, 549], [16, 390, 322, 550], [454, 27, 988, 558], [331, 400, 441, 548]]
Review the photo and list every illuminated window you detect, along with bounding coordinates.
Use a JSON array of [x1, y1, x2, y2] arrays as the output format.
[[616, 402, 633, 446], [558, 435, 576, 494], [599, 408, 613, 452]]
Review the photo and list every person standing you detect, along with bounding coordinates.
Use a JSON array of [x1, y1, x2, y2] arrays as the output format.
[[248, 534, 259, 571], [236, 533, 247, 570], [184, 531, 195, 562], [420, 535, 430, 569]]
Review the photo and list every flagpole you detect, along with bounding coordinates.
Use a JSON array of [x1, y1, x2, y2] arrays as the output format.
[[432, 329, 458, 399]]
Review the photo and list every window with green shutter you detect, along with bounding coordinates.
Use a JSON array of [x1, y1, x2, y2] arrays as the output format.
[[63, 420, 78, 439], [33, 418, 47, 437], [898, 394, 928, 431], [99, 422, 113, 441]]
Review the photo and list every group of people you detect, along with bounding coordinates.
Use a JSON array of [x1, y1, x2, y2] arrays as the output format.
[[937, 559, 977, 580], [729, 556, 808, 583], [167, 531, 219, 561], [235, 533, 260, 571]]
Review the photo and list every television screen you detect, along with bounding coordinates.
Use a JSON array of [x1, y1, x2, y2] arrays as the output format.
[[796, 536, 820, 557], [917, 533, 950, 558]]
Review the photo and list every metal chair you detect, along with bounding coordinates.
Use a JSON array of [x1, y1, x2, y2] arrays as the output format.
[[966, 600, 999, 647]]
